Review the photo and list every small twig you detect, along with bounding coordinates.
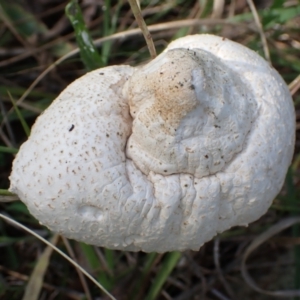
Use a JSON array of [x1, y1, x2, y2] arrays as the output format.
[[128, 0, 156, 59], [289, 74, 300, 96], [0, 195, 19, 202], [22, 234, 60, 300], [246, 0, 271, 64], [213, 238, 236, 300], [161, 290, 173, 300], [93, 247, 114, 277], [211, 288, 231, 300], [0, 4, 40, 63], [61, 236, 93, 300], [228, 0, 236, 18], [0, 189, 18, 202], [0, 127, 14, 148], [0, 99, 16, 146], [212, 0, 225, 19], [0, 213, 117, 300], [184, 253, 207, 297], [0, 265, 84, 300], [241, 217, 300, 297]]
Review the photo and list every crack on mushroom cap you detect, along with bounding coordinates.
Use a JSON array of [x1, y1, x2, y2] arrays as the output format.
[[124, 48, 258, 179]]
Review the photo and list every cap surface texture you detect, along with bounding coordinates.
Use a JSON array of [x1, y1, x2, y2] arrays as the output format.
[[9, 35, 295, 252]]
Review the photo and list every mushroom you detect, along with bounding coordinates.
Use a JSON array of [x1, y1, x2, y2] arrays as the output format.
[[9, 34, 295, 253]]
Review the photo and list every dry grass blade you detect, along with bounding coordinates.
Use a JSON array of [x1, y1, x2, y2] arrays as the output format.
[[211, 288, 231, 300], [246, 0, 271, 63], [0, 126, 14, 148], [14, 18, 243, 108], [0, 4, 38, 62], [128, 0, 156, 59], [0, 100, 15, 146], [212, 0, 225, 18], [0, 195, 19, 202], [241, 216, 300, 297], [289, 74, 300, 96], [61, 236, 92, 300], [0, 213, 117, 300], [0, 189, 18, 202], [8, 91, 30, 137], [213, 238, 236, 299], [22, 234, 60, 300], [0, 265, 84, 299]]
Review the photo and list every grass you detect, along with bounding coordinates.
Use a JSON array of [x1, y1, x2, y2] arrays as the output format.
[[0, 0, 300, 299]]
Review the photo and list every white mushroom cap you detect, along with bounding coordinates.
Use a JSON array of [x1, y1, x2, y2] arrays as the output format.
[[125, 48, 257, 178], [9, 34, 295, 252]]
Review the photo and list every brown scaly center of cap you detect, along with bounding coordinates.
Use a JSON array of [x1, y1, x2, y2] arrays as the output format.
[[126, 49, 202, 134], [124, 48, 257, 178]]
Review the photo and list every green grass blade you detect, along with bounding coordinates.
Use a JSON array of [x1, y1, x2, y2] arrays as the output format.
[[79, 243, 100, 269], [0, 146, 18, 154], [0, 2, 47, 39], [143, 252, 158, 273], [65, 0, 103, 70], [0, 189, 14, 196], [271, 204, 300, 213], [8, 91, 30, 137], [145, 251, 181, 300], [100, 0, 112, 65], [271, 0, 285, 9], [104, 248, 115, 270], [79, 243, 113, 290], [99, 0, 122, 65], [0, 189, 18, 202], [131, 252, 158, 300]]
